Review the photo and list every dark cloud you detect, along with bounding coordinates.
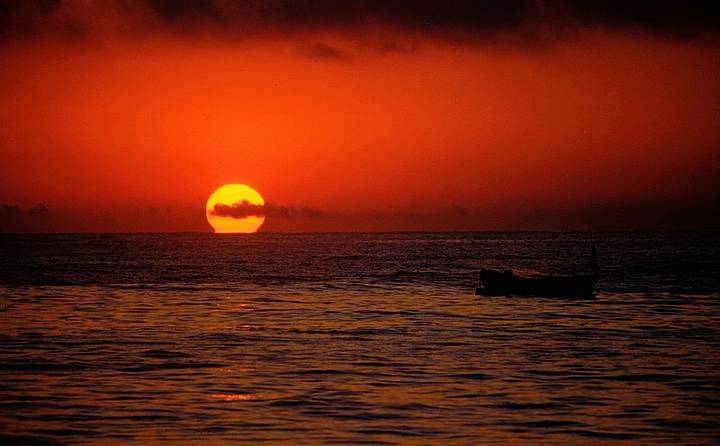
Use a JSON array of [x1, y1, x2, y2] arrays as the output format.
[[567, 1, 720, 39], [449, 205, 469, 217], [514, 199, 720, 231], [29, 203, 49, 216], [210, 201, 324, 219], [0, 204, 22, 219], [304, 43, 350, 60], [212, 199, 720, 231], [210, 201, 264, 219], [1, 203, 49, 219], [1, 1, 718, 43], [0, 203, 50, 232], [265, 204, 324, 219]]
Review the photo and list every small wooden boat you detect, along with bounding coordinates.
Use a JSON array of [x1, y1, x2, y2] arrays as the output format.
[[476, 243, 598, 298]]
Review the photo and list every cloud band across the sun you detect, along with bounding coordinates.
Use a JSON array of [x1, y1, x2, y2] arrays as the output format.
[[210, 201, 324, 219], [210, 201, 264, 219]]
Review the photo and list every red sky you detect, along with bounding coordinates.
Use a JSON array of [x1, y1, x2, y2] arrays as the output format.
[[1, 1, 719, 232]]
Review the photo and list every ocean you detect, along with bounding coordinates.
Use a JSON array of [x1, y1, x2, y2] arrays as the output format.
[[1, 232, 719, 445]]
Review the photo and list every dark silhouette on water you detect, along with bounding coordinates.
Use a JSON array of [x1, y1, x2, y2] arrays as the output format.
[[476, 243, 598, 298]]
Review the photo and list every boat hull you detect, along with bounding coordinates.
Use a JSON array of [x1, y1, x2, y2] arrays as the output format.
[[476, 269, 597, 298]]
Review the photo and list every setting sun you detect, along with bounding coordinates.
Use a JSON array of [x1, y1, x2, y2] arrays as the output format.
[[206, 184, 265, 233]]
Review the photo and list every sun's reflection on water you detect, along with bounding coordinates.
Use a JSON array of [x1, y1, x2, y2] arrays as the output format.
[[209, 392, 286, 401]]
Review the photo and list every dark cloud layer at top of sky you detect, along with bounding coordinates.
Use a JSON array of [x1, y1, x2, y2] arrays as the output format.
[[1, 0, 718, 44]]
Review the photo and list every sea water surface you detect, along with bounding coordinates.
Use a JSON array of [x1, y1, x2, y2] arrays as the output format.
[[1, 232, 719, 445]]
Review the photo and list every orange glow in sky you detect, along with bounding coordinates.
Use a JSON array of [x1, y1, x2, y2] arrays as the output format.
[[0, 2, 718, 232]]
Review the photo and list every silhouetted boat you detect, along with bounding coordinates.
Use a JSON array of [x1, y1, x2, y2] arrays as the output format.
[[476, 243, 599, 298]]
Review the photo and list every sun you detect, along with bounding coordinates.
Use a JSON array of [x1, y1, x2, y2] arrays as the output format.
[[206, 184, 265, 233]]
